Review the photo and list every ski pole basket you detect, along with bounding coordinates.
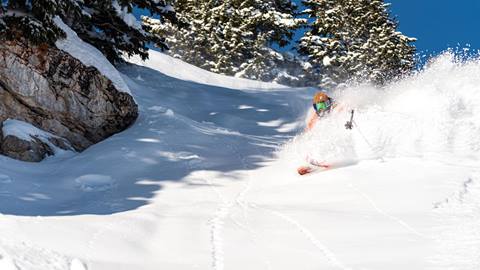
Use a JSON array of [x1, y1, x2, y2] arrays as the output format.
[[345, 110, 354, 130]]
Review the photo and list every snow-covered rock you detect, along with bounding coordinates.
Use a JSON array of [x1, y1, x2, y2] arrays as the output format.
[[54, 17, 131, 95], [0, 37, 138, 161], [0, 119, 72, 162]]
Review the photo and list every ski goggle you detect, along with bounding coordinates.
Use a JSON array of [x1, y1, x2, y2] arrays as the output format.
[[313, 99, 332, 112]]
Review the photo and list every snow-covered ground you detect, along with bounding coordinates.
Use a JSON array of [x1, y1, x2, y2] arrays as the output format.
[[0, 50, 479, 270]]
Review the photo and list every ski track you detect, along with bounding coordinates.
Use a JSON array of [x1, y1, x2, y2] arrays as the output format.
[[347, 183, 428, 239], [158, 111, 233, 270], [173, 109, 228, 270], [190, 116, 273, 270], [225, 99, 300, 270], [431, 171, 480, 269], [249, 204, 352, 270], [207, 141, 254, 270], [193, 169, 235, 270], [232, 141, 274, 270], [191, 145, 232, 270], [209, 201, 232, 270], [197, 100, 317, 270]]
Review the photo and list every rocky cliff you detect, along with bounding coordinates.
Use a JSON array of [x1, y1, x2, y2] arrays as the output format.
[[0, 39, 138, 162]]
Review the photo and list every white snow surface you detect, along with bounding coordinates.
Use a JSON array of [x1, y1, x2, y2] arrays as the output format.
[[53, 17, 132, 95], [127, 49, 290, 90], [0, 51, 479, 270]]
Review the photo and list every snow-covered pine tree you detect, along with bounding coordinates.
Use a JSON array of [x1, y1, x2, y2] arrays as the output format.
[[0, 6, 6, 34], [299, 0, 416, 87], [0, 0, 66, 44], [144, 0, 305, 83], [0, 0, 177, 63]]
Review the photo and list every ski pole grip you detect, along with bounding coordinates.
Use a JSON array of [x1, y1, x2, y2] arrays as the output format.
[[345, 110, 354, 130]]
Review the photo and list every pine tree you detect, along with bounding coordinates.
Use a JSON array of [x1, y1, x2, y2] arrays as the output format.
[[0, 0, 177, 63], [0, 6, 6, 34], [0, 0, 66, 44], [144, 0, 305, 82], [299, 0, 416, 87]]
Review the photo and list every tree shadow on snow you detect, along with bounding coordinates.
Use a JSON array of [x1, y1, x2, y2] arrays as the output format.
[[0, 63, 314, 216]]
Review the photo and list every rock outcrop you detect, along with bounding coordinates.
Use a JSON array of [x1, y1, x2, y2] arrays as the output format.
[[0, 119, 73, 162], [0, 133, 54, 162], [0, 39, 138, 161]]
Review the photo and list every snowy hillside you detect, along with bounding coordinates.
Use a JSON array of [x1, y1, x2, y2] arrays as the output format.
[[0, 51, 479, 270]]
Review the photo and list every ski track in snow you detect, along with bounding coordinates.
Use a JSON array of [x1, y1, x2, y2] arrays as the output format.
[[190, 118, 273, 270], [85, 219, 117, 265], [249, 204, 352, 270], [231, 142, 274, 270], [166, 94, 266, 270], [186, 128, 229, 270], [347, 183, 428, 239], [205, 142, 253, 270], [431, 171, 480, 269]]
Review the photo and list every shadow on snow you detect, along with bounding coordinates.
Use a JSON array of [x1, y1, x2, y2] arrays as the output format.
[[0, 63, 312, 216]]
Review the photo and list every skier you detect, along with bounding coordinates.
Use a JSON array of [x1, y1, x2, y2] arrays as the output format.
[[297, 91, 353, 175]]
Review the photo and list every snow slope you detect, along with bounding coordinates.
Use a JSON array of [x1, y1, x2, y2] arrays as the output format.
[[0, 50, 479, 270]]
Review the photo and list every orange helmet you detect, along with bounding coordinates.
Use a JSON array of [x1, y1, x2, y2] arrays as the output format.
[[313, 92, 329, 104]]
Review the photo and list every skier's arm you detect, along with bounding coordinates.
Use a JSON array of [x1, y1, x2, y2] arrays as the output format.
[[305, 110, 318, 132]]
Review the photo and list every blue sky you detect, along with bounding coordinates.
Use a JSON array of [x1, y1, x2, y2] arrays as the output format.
[[388, 0, 480, 56]]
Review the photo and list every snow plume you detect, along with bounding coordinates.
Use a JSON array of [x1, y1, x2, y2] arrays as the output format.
[[282, 52, 480, 166]]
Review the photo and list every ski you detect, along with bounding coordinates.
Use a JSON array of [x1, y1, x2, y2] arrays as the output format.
[[297, 163, 330, 175]]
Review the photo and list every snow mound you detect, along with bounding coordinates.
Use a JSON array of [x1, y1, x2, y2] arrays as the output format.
[[2, 119, 72, 154], [75, 174, 116, 192], [127, 50, 289, 91], [53, 17, 131, 95], [155, 151, 201, 162], [0, 174, 12, 184]]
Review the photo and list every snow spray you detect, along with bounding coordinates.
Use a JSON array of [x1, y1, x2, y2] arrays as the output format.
[[281, 52, 480, 166]]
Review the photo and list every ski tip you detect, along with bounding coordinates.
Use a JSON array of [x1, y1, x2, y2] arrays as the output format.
[[297, 166, 312, 175], [297, 164, 332, 175]]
